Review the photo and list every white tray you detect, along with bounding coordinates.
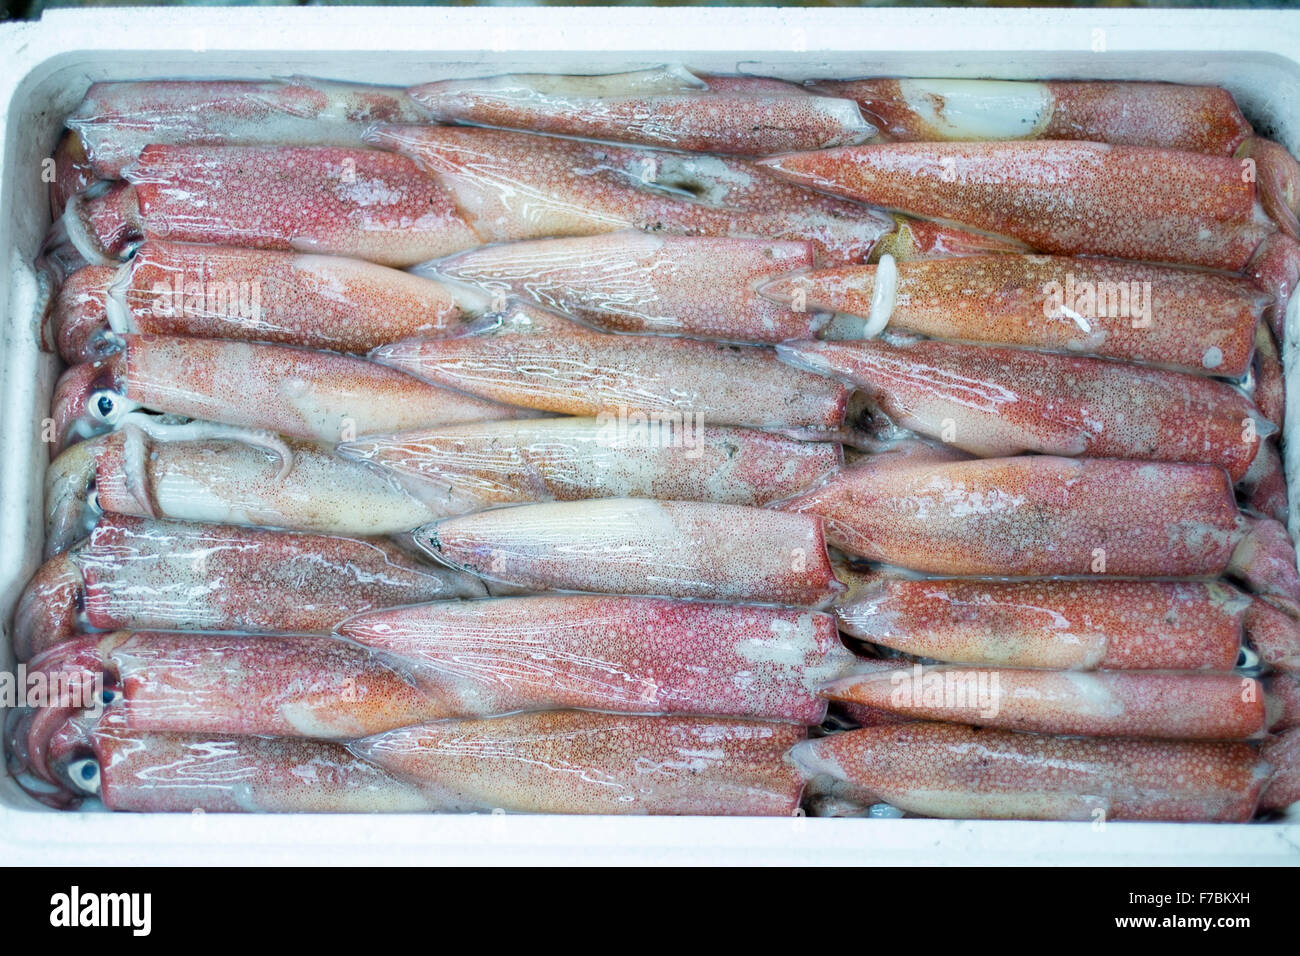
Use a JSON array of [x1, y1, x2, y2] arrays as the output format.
[[1, 5, 1298, 866]]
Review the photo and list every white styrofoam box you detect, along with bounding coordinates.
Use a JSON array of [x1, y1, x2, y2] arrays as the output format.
[[1, 6, 1299, 865]]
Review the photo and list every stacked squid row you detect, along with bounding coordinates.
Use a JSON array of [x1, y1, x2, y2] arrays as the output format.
[[10, 69, 1300, 820]]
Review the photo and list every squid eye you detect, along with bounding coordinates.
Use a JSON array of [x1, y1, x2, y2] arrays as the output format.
[[90, 391, 116, 421], [66, 757, 101, 795]]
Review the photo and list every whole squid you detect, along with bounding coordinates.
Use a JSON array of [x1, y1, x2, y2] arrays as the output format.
[[409, 66, 874, 155], [760, 254, 1268, 378], [756, 141, 1300, 336], [337, 417, 841, 513], [834, 570, 1300, 674], [57, 145, 479, 267], [423, 232, 824, 343], [791, 722, 1271, 822], [51, 333, 530, 451], [47, 241, 480, 364], [15, 513, 485, 660], [416, 497, 843, 607]]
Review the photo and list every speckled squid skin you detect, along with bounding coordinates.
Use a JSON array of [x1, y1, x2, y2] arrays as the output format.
[[418, 498, 844, 607], [353, 710, 807, 815], [13, 513, 485, 660], [28, 631, 454, 739], [337, 596, 854, 724], [49, 130, 96, 219], [781, 451, 1245, 578], [117, 144, 480, 267], [50, 242, 476, 364], [425, 232, 822, 343], [834, 573, 1247, 671], [68, 78, 425, 180], [366, 124, 902, 266], [1261, 728, 1300, 812], [756, 141, 1290, 274], [47, 431, 438, 552], [371, 327, 847, 431], [778, 337, 1268, 480], [52, 334, 530, 449], [820, 663, 1272, 739], [409, 67, 872, 156], [790, 723, 1269, 821], [814, 79, 1253, 154], [90, 729, 437, 812], [336, 418, 843, 513], [761, 254, 1265, 378]]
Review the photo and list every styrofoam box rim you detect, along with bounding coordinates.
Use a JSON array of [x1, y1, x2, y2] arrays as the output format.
[[2, 6, 1300, 866]]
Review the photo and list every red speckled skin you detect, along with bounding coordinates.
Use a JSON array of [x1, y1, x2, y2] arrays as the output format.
[[758, 141, 1277, 273], [367, 124, 893, 266], [49, 131, 96, 219], [90, 728, 435, 812], [821, 663, 1271, 739], [48, 431, 436, 550], [354, 710, 806, 815], [420, 498, 843, 607], [763, 255, 1265, 378], [371, 328, 847, 431], [835, 573, 1246, 671], [337, 595, 854, 724], [337, 418, 842, 513], [30, 631, 450, 739], [124, 145, 479, 267], [780, 338, 1267, 480], [52, 242, 472, 364], [1261, 728, 1300, 812], [70, 78, 425, 179], [52, 333, 528, 448], [791, 723, 1269, 821], [818, 79, 1252, 154], [409, 71, 871, 156], [782, 451, 1245, 578], [429, 233, 821, 343], [13, 513, 485, 660]]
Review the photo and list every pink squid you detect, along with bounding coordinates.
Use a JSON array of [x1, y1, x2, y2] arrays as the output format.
[[408, 66, 873, 155], [50, 333, 530, 452], [336, 417, 842, 513], [777, 337, 1273, 484], [790, 723, 1271, 822], [834, 570, 1300, 674], [781, 445, 1300, 611], [15, 513, 485, 660], [422, 232, 824, 344], [760, 254, 1268, 378], [56, 145, 479, 267], [756, 141, 1300, 337], [416, 498, 843, 607], [47, 241, 479, 364]]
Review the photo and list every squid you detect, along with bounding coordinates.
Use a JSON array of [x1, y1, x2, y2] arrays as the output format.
[[51, 333, 530, 452], [47, 241, 480, 364], [819, 660, 1276, 739], [14, 513, 485, 660], [790, 722, 1271, 822], [337, 595, 855, 724], [408, 66, 874, 156], [811, 78, 1254, 155], [27, 712, 806, 814], [365, 124, 1023, 267], [1262, 728, 1300, 812], [760, 254, 1268, 378], [370, 326, 849, 432], [336, 418, 842, 513], [416, 498, 843, 607], [777, 337, 1273, 483], [45, 428, 439, 555], [834, 570, 1300, 674], [781, 445, 1300, 611], [422, 232, 825, 344], [55, 145, 479, 268], [756, 141, 1300, 336]]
